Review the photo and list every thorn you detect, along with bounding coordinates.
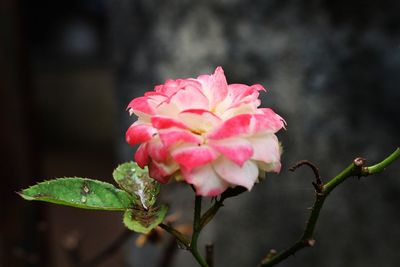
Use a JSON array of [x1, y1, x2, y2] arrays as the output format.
[[268, 249, 277, 256], [261, 249, 278, 264], [353, 157, 367, 177], [306, 239, 316, 247], [354, 157, 366, 167]]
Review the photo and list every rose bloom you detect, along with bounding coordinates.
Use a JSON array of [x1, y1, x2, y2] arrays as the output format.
[[126, 67, 285, 196]]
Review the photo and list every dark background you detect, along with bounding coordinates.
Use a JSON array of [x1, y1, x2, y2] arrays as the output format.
[[1, 0, 399, 267]]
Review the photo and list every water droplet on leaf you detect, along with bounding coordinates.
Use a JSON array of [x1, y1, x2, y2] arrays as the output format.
[[81, 196, 87, 203]]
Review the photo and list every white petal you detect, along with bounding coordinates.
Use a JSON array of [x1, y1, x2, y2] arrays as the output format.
[[182, 164, 228, 197], [212, 157, 258, 190], [248, 134, 281, 163], [178, 109, 221, 133]]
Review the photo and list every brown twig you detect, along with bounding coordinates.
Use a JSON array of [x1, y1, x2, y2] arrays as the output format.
[[290, 160, 323, 193], [205, 243, 214, 267]]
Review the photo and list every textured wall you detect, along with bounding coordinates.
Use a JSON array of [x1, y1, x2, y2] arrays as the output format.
[[109, 1, 400, 266]]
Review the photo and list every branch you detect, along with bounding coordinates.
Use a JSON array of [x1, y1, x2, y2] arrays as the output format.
[[289, 160, 323, 193], [259, 147, 400, 267], [200, 199, 224, 230], [159, 223, 190, 250], [324, 148, 400, 194]]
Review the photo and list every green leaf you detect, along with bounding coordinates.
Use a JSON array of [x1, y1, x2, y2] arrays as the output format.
[[19, 178, 134, 211], [113, 162, 160, 209], [114, 163, 167, 234], [123, 204, 168, 234]]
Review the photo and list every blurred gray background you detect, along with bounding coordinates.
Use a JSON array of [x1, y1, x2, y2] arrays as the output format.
[[1, 0, 399, 266]]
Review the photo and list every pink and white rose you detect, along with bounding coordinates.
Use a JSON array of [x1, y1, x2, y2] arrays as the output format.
[[126, 67, 285, 196]]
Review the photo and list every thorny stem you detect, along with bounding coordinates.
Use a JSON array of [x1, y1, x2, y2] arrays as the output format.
[[259, 148, 400, 267]]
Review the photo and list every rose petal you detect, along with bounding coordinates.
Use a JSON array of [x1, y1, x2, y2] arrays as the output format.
[[154, 79, 180, 96], [144, 91, 168, 100], [147, 137, 169, 162], [209, 138, 253, 167], [255, 108, 286, 131], [135, 143, 150, 168], [206, 114, 252, 140], [151, 116, 188, 129], [215, 83, 262, 116], [248, 134, 281, 163], [166, 83, 209, 111], [227, 84, 260, 106], [213, 157, 258, 190], [251, 84, 266, 92], [171, 145, 217, 172], [197, 66, 228, 109], [207, 111, 285, 140], [219, 101, 260, 119], [154, 101, 180, 118], [179, 109, 222, 133], [126, 123, 156, 145], [158, 129, 202, 149], [182, 164, 228, 196], [149, 160, 178, 184], [127, 96, 155, 117]]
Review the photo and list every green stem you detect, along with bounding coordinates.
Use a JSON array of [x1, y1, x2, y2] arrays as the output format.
[[366, 148, 400, 174], [322, 162, 355, 195], [259, 148, 400, 267], [190, 195, 209, 267], [324, 147, 400, 194]]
